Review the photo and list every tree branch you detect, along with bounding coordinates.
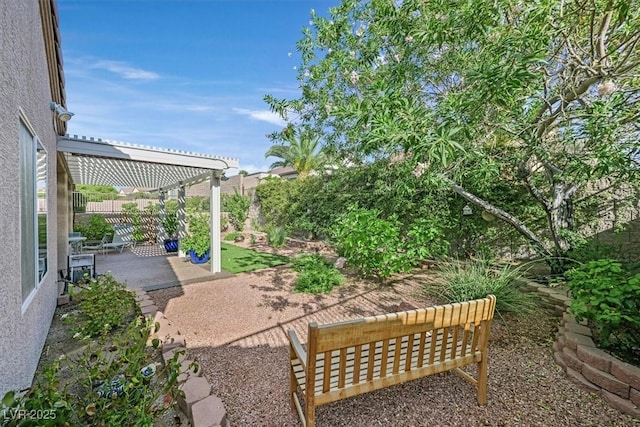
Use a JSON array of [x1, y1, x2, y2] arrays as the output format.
[[439, 175, 553, 258]]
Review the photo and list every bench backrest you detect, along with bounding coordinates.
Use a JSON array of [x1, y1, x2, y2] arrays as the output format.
[[305, 295, 496, 399]]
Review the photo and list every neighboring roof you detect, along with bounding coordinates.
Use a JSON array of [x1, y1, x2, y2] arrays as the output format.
[[268, 166, 297, 177], [58, 135, 239, 190]]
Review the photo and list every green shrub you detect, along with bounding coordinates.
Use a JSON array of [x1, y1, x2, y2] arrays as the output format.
[[332, 207, 411, 282], [122, 203, 145, 242], [181, 213, 211, 257], [266, 226, 287, 248], [2, 274, 184, 426], [426, 259, 537, 315], [74, 214, 113, 241], [224, 231, 242, 241], [222, 192, 250, 231], [293, 255, 344, 294], [566, 259, 640, 361], [69, 274, 137, 337], [255, 177, 296, 228]]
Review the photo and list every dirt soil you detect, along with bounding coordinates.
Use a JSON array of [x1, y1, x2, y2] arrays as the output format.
[[147, 247, 639, 427]]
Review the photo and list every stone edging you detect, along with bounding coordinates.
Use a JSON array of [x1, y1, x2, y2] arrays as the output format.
[[134, 289, 230, 427], [526, 282, 640, 418]]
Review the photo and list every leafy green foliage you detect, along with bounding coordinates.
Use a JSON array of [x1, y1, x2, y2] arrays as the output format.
[[224, 231, 242, 241], [255, 177, 297, 228], [181, 213, 210, 257], [122, 203, 145, 242], [426, 259, 537, 316], [332, 207, 410, 282], [222, 192, 250, 232], [265, 226, 287, 248], [1, 274, 183, 426], [74, 214, 113, 241], [566, 259, 640, 360], [266, 0, 640, 271], [69, 274, 137, 338], [185, 196, 209, 214], [161, 204, 178, 239], [265, 126, 328, 178], [293, 254, 344, 294]]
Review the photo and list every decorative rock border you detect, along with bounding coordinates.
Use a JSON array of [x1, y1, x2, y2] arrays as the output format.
[[526, 282, 640, 418], [133, 289, 230, 427]]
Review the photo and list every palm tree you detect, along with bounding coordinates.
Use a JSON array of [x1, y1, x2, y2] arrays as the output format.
[[265, 128, 327, 179]]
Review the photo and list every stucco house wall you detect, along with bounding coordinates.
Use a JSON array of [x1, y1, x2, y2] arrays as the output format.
[[0, 0, 63, 396]]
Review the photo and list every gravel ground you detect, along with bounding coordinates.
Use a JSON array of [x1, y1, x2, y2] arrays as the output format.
[[148, 265, 638, 427]]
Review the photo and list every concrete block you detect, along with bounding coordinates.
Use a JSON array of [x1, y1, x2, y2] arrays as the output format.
[[610, 359, 640, 390], [177, 359, 202, 384], [191, 395, 228, 427], [553, 351, 567, 371], [139, 298, 155, 308], [162, 334, 187, 351], [576, 345, 618, 373], [141, 304, 158, 316], [163, 347, 187, 365], [564, 332, 595, 351], [601, 390, 640, 418], [564, 322, 592, 336], [562, 347, 584, 372], [630, 388, 640, 407], [57, 295, 70, 306], [566, 367, 600, 393], [178, 377, 212, 419], [582, 364, 630, 398]]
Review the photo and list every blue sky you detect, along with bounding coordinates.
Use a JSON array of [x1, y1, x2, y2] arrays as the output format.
[[57, 0, 335, 175]]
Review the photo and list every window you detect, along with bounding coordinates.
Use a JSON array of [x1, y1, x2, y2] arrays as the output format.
[[20, 117, 47, 303]]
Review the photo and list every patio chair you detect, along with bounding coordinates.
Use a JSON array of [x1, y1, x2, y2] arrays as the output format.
[[102, 225, 133, 255], [83, 233, 111, 253]]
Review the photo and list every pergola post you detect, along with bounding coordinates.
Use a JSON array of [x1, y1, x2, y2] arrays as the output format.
[[210, 171, 221, 273], [177, 185, 186, 258], [159, 190, 166, 242]]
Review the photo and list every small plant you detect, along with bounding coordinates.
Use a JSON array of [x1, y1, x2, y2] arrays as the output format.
[[566, 259, 640, 362], [181, 213, 210, 257], [224, 231, 242, 241], [162, 209, 178, 239], [426, 258, 537, 316], [266, 226, 287, 248], [122, 203, 145, 242], [293, 254, 344, 294]]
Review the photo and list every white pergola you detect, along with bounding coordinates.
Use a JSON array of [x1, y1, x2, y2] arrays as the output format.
[[57, 135, 239, 273]]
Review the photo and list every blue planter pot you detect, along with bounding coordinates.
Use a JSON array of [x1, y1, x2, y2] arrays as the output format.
[[163, 239, 179, 253], [189, 249, 210, 264]]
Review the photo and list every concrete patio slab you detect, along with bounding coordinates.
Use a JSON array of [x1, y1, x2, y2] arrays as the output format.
[[93, 243, 233, 290]]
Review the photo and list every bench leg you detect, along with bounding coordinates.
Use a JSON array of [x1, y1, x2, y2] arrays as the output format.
[[305, 400, 315, 427], [477, 357, 488, 406]]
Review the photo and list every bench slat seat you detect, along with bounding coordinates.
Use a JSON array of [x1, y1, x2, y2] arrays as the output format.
[[287, 295, 496, 427]]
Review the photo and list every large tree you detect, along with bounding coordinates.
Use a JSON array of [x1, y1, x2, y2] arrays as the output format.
[[266, 0, 640, 271]]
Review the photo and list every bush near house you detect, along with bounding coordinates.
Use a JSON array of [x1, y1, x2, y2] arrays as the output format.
[[221, 192, 250, 232], [74, 214, 113, 241], [0, 275, 183, 426]]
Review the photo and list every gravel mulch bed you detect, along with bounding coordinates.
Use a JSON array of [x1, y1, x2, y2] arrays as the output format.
[[148, 266, 638, 427]]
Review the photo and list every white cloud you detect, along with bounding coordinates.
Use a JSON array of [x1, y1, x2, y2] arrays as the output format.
[[91, 60, 160, 80], [233, 108, 286, 126]]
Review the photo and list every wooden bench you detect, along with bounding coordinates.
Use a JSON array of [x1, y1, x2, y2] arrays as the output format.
[[287, 295, 497, 426]]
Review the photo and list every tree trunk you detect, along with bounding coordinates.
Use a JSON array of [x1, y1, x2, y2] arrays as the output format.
[[547, 182, 578, 273]]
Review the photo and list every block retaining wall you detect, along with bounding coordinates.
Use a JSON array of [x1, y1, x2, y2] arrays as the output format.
[[134, 290, 230, 427], [526, 282, 640, 418]]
